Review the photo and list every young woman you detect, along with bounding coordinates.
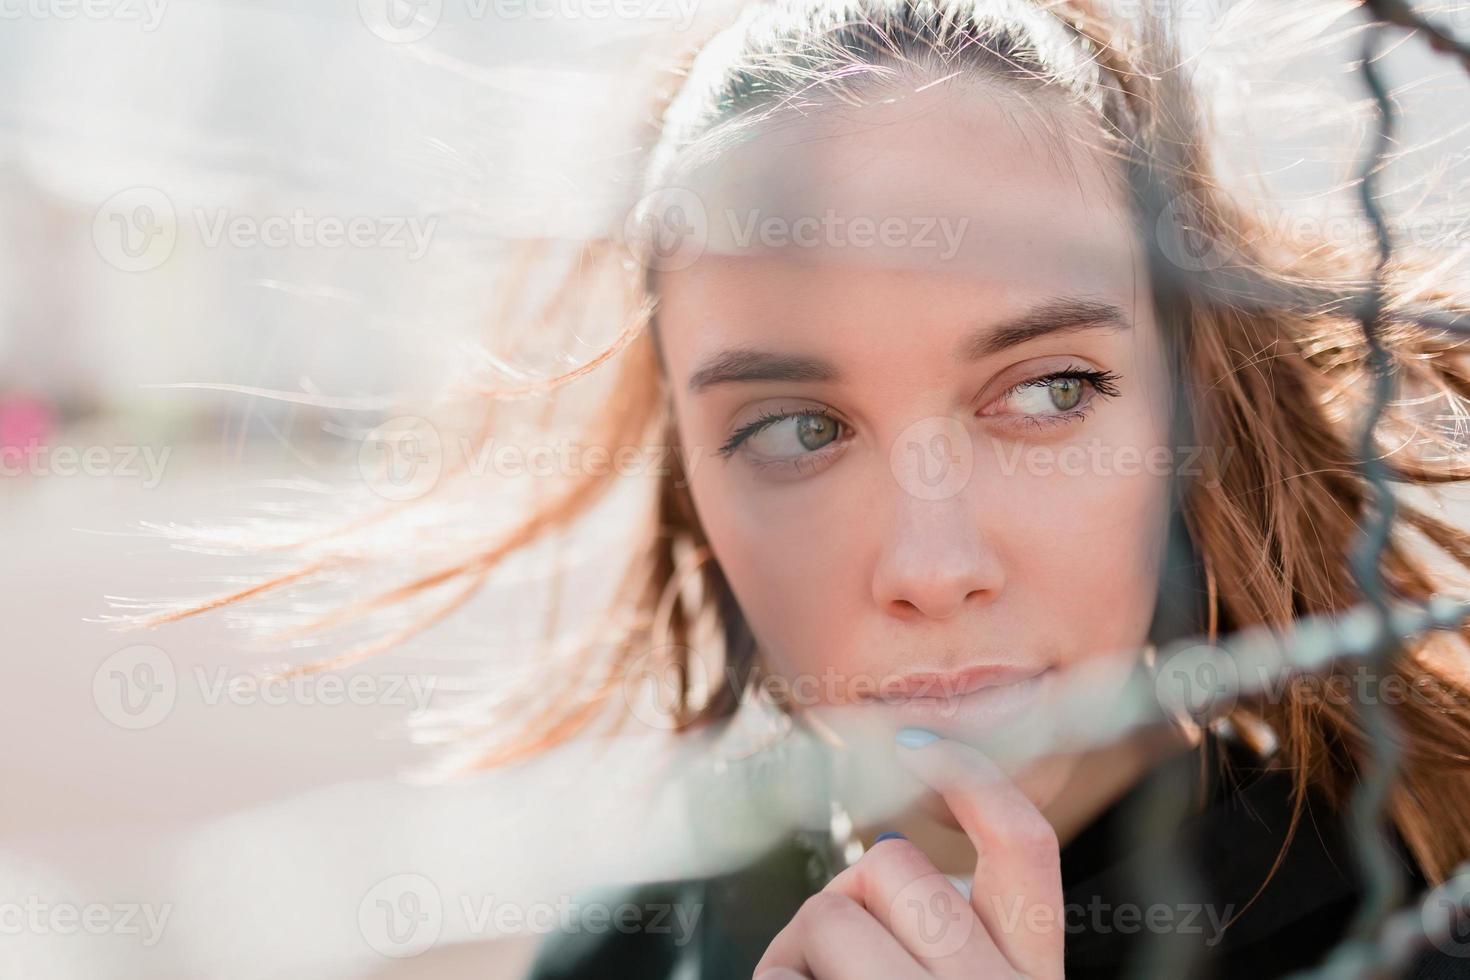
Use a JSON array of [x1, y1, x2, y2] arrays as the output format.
[[149, 0, 1470, 975]]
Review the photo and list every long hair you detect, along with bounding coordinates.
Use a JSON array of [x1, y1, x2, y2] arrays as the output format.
[[128, 0, 1470, 890]]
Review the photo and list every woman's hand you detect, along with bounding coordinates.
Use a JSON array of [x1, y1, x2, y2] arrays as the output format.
[[753, 731, 1065, 979]]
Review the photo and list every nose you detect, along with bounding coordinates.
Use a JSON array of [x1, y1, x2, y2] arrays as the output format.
[[871, 492, 1004, 622]]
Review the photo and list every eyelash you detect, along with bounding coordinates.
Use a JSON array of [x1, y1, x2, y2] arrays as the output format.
[[716, 366, 1122, 462], [997, 366, 1122, 431], [717, 406, 843, 460]]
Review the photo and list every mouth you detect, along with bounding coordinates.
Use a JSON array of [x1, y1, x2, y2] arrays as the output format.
[[853, 663, 1055, 730], [856, 663, 1051, 702]]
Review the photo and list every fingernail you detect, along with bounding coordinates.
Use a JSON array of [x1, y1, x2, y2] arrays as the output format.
[[874, 831, 907, 843], [895, 727, 940, 749]]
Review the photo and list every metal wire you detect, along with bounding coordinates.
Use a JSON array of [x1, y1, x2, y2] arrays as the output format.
[[1093, 4, 1470, 976], [1299, 2, 1470, 974], [1200, 3, 1467, 975], [1342, 11, 1408, 948]]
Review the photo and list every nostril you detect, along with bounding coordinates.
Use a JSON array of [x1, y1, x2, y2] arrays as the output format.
[[888, 598, 922, 620], [886, 587, 986, 622]]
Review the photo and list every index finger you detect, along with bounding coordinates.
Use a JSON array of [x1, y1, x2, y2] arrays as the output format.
[[894, 730, 1066, 980]]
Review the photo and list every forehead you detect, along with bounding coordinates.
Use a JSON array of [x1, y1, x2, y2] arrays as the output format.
[[663, 82, 1137, 280], [654, 85, 1149, 363]]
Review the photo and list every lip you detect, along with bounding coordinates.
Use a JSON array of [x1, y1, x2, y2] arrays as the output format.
[[858, 663, 1049, 702], [856, 664, 1055, 733]]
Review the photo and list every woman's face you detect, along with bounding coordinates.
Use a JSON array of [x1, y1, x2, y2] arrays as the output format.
[[653, 86, 1175, 765]]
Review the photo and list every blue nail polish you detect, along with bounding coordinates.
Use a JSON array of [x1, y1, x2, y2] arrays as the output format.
[[895, 727, 940, 749], [874, 831, 907, 843]]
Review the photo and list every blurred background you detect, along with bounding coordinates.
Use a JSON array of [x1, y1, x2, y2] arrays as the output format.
[[2, 0, 1469, 976]]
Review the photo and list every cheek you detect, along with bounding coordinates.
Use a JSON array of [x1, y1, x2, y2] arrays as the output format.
[[1036, 484, 1167, 663], [979, 430, 1173, 664], [684, 460, 872, 671]]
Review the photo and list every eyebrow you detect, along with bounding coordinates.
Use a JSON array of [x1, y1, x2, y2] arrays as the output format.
[[686, 296, 1132, 394], [958, 297, 1132, 360]]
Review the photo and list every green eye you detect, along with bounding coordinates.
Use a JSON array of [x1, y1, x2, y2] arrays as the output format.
[[995, 368, 1120, 421], [721, 408, 846, 463], [794, 413, 839, 451], [1048, 377, 1083, 411]]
